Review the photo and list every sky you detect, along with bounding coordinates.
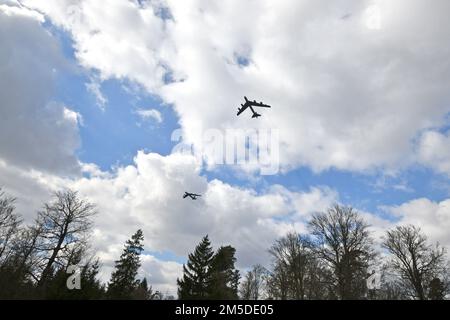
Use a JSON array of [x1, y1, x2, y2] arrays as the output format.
[[1, 0, 450, 296]]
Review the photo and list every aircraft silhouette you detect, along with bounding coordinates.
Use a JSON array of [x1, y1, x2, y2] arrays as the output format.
[[237, 96, 271, 119], [183, 192, 201, 200]]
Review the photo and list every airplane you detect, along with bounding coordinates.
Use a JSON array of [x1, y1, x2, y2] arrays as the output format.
[[237, 96, 271, 119], [183, 192, 201, 200]]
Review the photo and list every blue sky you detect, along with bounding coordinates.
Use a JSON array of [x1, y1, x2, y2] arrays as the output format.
[[50, 24, 449, 217], [2, 0, 450, 293], [52, 27, 180, 169]]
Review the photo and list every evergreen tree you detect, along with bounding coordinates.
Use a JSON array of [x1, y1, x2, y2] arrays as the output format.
[[70, 259, 105, 299], [177, 235, 214, 299], [133, 278, 160, 300], [209, 245, 240, 299], [133, 278, 150, 300], [44, 247, 105, 300], [107, 229, 144, 299], [428, 278, 445, 300]]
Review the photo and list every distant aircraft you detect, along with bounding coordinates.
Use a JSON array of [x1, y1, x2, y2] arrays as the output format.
[[237, 96, 271, 119], [183, 192, 201, 200]]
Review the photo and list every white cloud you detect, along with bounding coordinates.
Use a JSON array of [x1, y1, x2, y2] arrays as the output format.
[[22, 0, 170, 90], [0, 4, 81, 174], [22, 0, 450, 175], [4, 0, 450, 295], [385, 198, 450, 248], [86, 78, 107, 109], [160, 0, 450, 173], [0, 150, 339, 292], [135, 108, 163, 124], [1, 145, 449, 294], [417, 130, 450, 176], [0, 1, 44, 21], [0, 159, 61, 218], [283, 186, 339, 218], [140, 254, 182, 297], [68, 151, 295, 268], [63, 107, 84, 126]]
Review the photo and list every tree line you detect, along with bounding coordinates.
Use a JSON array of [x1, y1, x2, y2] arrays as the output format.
[[0, 188, 157, 299], [239, 206, 449, 300], [0, 188, 448, 300]]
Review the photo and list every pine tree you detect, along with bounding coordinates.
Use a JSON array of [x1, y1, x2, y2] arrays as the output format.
[[77, 259, 105, 299], [209, 246, 240, 299], [177, 235, 214, 299], [428, 278, 445, 300], [44, 251, 105, 300], [107, 229, 144, 299], [133, 278, 158, 300]]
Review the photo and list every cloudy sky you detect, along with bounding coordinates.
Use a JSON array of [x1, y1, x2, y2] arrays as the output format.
[[1, 0, 450, 296]]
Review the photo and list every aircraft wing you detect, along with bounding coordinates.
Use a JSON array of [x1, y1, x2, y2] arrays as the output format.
[[237, 102, 251, 116], [249, 101, 271, 108]]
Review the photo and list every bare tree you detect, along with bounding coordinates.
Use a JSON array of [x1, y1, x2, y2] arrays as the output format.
[[266, 262, 289, 300], [308, 205, 375, 300], [240, 264, 268, 300], [266, 232, 332, 299], [383, 225, 449, 300], [0, 188, 22, 265], [9, 223, 45, 284], [268, 232, 312, 299], [0, 190, 60, 298], [36, 189, 96, 286], [304, 255, 335, 300]]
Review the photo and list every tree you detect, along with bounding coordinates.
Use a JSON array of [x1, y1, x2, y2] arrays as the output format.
[[308, 205, 375, 300], [304, 254, 335, 300], [383, 225, 448, 300], [10, 223, 45, 284], [44, 256, 105, 300], [107, 229, 145, 299], [268, 232, 313, 300], [0, 189, 22, 265], [266, 262, 289, 300], [0, 189, 102, 299], [133, 278, 150, 300], [240, 264, 268, 300], [266, 232, 332, 300], [77, 258, 106, 299], [428, 278, 446, 300], [209, 245, 240, 299], [366, 263, 405, 300], [133, 278, 160, 300], [0, 221, 47, 299], [36, 190, 96, 287], [177, 235, 214, 299], [0, 189, 29, 298]]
